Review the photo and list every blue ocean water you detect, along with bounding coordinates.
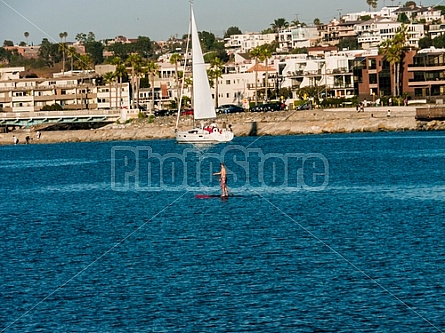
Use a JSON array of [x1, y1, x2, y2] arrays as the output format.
[[1, 132, 444, 332]]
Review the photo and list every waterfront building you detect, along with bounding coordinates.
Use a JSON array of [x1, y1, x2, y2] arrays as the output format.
[[407, 47, 445, 100], [354, 17, 425, 49], [277, 26, 319, 52], [224, 33, 276, 53], [0, 67, 130, 113]]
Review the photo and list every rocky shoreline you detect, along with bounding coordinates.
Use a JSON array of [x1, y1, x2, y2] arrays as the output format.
[[1, 107, 444, 145]]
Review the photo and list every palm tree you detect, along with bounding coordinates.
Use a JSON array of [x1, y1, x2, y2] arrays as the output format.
[[134, 60, 147, 109], [76, 54, 93, 110], [379, 24, 407, 96], [271, 18, 289, 44], [68, 46, 77, 72], [313, 18, 322, 26], [169, 53, 183, 104], [24, 32, 29, 46], [366, 0, 378, 11], [59, 32, 68, 75], [146, 60, 160, 112], [111, 56, 125, 109], [259, 44, 273, 102], [380, 40, 399, 96], [291, 19, 300, 27], [250, 46, 262, 105], [63, 32, 68, 72], [208, 57, 224, 107], [126, 53, 143, 108], [271, 18, 289, 33], [103, 71, 116, 109]]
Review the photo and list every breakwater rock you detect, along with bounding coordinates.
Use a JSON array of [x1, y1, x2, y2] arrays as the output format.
[[0, 108, 442, 145]]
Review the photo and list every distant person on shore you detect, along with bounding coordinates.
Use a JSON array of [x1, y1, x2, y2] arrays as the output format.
[[36, 131, 41, 140], [25, 136, 30, 144], [387, 110, 391, 117], [213, 163, 228, 197], [13, 136, 19, 145]]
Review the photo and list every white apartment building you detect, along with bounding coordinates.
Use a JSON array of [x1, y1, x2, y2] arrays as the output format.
[[393, 5, 443, 23], [342, 6, 400, 22], [0, 67, 24, 81], [277, 51, 366, 99], [0, 70, 130, 113], [278, 26, 319, 51], [224, 33, 276, 53], [215, 72, 257, 107], [428, 24, 445, 39], [354, 18, 425, 49], [343, 4, 442, 24]]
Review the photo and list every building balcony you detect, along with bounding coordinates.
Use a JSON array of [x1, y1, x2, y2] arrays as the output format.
[[55, 94, 83, 100], [0, 97, 12, 103], [12, 96, 33, 102], [333, 83, 354, 89], [303, 70, 322, 76], [408, 65, 445, 71], [408, 79, 445, 86], [332, 68, 351, 74], [34, 95, 55, 101]]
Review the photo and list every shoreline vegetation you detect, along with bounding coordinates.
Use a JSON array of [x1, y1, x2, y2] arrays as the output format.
[[1, 106, 445, 146]]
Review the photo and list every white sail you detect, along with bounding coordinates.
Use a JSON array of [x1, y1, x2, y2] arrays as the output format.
[[191, 8, 216, 120], [175, 4, 234, 144]]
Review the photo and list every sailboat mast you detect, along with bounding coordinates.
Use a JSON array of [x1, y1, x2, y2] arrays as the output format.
[[175, 2, 193, 131]]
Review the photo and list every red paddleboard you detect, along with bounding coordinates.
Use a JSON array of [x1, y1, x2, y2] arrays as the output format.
[[195, 194, 228, 199]]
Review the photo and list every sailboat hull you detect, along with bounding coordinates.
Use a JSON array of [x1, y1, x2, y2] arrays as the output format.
[[176, 128, 234, 144]]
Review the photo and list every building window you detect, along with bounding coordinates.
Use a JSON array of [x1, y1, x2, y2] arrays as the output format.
[[369, 74, 378, 84]]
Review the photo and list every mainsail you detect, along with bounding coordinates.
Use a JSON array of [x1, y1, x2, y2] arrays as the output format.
[[191, 7, 216, 120]]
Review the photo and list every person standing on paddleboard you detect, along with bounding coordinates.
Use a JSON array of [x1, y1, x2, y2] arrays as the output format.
[[213, 163, 228, 197]]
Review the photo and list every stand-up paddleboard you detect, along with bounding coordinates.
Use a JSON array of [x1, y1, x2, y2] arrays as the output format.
[[195, 193, 258, 199], [195, 194, 229, 199]]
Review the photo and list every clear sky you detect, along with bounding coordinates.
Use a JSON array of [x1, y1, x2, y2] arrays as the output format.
[[0, 0, 439, 45]]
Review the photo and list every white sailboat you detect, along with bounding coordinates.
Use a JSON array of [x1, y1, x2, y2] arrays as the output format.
[[175, 3, 234, 144]]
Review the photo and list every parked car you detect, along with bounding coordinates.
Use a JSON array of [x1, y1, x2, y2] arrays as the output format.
[[250, 104, 266, 112], [137, 104, 147, 111], [263, 102, 285, 111], [154, 109, 172, 117], [216, 104, 245, 114], [250, 102, 285, 112], [181, 108, 194, 116], [296, 102, 312, 110]]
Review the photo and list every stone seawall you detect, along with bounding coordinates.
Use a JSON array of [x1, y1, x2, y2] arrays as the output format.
[[1, 108, 444, 145]]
